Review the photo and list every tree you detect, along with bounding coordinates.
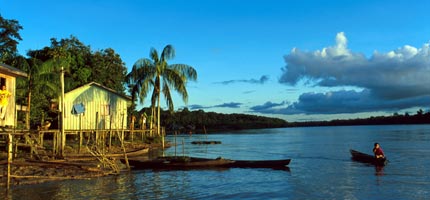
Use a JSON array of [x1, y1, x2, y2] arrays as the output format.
[[127, 45, 197, 135], [90, 48, 127, 92], [417, 109, 424, 116], [0, 15, 23, 62], [24, 35, 127, 129]]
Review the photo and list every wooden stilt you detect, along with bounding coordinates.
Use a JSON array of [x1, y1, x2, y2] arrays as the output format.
[[7, 133, 12, 189]]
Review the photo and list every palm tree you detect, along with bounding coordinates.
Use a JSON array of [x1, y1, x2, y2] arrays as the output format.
[[127, 45, 197, 136]]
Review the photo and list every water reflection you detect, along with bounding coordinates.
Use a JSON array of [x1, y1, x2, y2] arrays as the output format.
[[375, 166, 385, 176], [2, 125, 430, 199]]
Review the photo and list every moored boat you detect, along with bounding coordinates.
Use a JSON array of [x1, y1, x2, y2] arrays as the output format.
[[122, 156, 291, 170], [227, 159, 291, 169], [350, 149, 387, 166], [191, 141, 222, 145]]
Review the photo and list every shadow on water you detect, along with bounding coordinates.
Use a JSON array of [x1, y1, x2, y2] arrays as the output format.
[[349, 157, 387, 176]]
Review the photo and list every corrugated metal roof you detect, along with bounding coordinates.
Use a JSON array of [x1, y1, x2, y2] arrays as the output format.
[[0, 63, 28, 78]]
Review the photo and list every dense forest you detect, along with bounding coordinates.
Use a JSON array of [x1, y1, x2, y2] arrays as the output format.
[[133, 108, 430, 134], [134, 107, 288, 134]]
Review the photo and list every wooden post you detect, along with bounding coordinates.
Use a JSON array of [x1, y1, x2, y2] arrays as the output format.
[[130, 115, 135, 144], [79, 114, 82, 153], [121, 113, 125, 144], [7, 133, 13, 189], [119, 112, 130, 170], [162, 127, 165, 150], [204, 125, 207, 140], [109, 114, 112, 149], [53, 131, 57, 155], [95, 112, 99, 147], [60, 66, 65, 157], [174, 131, 177, 156], [182, 138, 185, 157], [39, 131, 44, 147]]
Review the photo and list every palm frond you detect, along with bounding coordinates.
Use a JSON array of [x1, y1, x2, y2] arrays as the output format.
[[170, 64, 197, 81], [161, 44, 175, 61], [150, 48, 159, 64], [162, 81, 174, 112]]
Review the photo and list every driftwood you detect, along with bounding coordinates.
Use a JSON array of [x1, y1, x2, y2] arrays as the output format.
[[86, 146, 121, 174]]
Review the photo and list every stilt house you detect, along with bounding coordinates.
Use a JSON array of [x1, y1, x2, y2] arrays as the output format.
[[63, 82, 132, 130]]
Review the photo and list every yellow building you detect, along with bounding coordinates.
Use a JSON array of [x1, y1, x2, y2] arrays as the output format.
[[0, 63, 28, 127]]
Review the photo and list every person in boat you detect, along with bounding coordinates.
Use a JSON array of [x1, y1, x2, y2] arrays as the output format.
[[373, 142, 385, 159]]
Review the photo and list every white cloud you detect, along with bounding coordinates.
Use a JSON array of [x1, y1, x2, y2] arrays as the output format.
[[280, 32, 430, 100]]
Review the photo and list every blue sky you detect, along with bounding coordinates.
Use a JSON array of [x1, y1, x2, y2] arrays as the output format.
[[2, 0, 430, 122]]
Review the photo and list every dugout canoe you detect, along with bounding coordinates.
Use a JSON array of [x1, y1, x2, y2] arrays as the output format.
[[226, 159, 291, 169], [191, 141, 222, 145], [350, 149, 387, 166], [122, 156, 291, 170]]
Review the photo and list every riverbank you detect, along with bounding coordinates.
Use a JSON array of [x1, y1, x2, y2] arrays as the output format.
[[0, 142, 166, 186]]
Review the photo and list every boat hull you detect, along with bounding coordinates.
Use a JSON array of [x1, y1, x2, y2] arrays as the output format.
[[350, 149, 387, 166], [122, 156, 291, 170]]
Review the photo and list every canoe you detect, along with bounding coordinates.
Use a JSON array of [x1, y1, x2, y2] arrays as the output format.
[[350, 149, 387, 166], [122, 156, 291, 170], [191, 141, 222, 145], [124, 156, 234, 170], [227, 159, 291, 169]]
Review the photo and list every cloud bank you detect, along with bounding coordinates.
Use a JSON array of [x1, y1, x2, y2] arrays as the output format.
[[280, 32, 430, 100], [188, 102, 242, 110], [250, 90, 430, 115], [273, 32, 430, 116], [216, 75, 269, 85]]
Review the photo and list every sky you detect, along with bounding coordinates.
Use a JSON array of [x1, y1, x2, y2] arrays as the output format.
[[2, 0, 430, 122]]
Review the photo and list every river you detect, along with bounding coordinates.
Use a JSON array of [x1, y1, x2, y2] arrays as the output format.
[[2, 125, 430, 199]]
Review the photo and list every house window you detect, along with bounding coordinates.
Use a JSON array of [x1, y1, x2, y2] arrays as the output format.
[[101, 104, 110, 116]]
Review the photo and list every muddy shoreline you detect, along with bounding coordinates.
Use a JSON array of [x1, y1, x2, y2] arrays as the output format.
[[1, 143, 166, 186]]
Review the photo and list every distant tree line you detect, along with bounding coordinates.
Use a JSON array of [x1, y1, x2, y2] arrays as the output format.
[[132, 108, 430, 134], [133, 107, 289, 134], [287, 109, 430, 127]]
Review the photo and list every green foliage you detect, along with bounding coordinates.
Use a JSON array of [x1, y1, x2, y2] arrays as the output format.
[[135, 107, 288, 133], [127, 45, 197, 134], [15, 35, 127, 129], [0, 15, 23, 62]]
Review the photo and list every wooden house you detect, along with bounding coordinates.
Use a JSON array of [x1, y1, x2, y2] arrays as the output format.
[[63, 82, 132, 130], [0, 63, 28, 127]]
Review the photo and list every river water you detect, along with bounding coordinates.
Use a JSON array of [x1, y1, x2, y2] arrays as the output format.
[[2, 125, 430, 199]]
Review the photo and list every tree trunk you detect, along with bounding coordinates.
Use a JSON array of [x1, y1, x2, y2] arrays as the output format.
[[157, 93, 161, 136], [26, 90, 31, 130]]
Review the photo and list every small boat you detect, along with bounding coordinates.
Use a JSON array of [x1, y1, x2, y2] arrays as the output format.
[[123, 156, 291, 170], [227, 159, 291, 169], [124, 156, 234, 170], [191, 141, 222, 145], [350, 149, 387, 166]]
